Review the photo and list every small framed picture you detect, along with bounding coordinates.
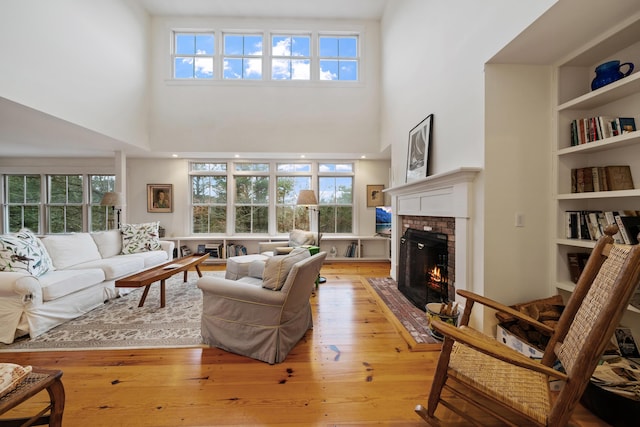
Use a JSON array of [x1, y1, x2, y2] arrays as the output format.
[[147, 184, 173, 213], [367, 185, 385, 207]]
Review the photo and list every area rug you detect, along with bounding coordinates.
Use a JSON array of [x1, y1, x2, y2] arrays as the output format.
[[365, 277, 441, 350], [0, 272, 224, 352]]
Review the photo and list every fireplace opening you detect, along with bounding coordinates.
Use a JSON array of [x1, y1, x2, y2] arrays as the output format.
[[398, 228, 449, 311]]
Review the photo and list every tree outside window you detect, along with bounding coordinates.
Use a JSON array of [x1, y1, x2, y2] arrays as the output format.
[[48, 175, 83, 233], [5, 175, 41, 233]]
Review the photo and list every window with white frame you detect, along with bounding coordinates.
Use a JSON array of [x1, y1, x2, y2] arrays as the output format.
[[4, 175, 41, 233], [90, 175, 115, 232], [173, 32, 215, 79], [223, 33, 263, 80], [318, 163, 354, 233], [190, 162, 228, 234], [3, 174, 115, 234], [271, 34, 311, 80], [276, 163, 312, 232], [47, 175, 83, 233], [234, 163, 269, 233], [319, 35, 359, 81]]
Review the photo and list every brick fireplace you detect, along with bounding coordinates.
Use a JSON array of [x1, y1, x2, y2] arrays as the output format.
[[385, 167, 480, 303]]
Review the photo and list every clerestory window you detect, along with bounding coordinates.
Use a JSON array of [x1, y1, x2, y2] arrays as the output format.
[[173, 32, 215, 79], [223, 33, 263, 80]]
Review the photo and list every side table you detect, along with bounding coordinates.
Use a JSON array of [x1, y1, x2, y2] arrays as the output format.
[[0, 368, 65, 426]]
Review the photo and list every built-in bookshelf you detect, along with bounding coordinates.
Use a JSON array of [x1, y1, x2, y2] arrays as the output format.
[[165, 235, 391, 264], [553, 15, 640, 316]]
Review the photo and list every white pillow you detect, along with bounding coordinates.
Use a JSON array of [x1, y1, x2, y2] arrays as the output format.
[[262, 247, 310, 291], [41, 233, 102, 270], [91, 230, 122, 258], [0, 229, 54, 277], [121, 222, 161, 254]]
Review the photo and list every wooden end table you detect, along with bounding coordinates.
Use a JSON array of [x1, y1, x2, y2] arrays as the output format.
[[0, 368, 64, 427], [115, 253, 209, 308]]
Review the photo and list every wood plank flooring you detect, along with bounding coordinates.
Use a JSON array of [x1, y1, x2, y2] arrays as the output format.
[[0, 262, 609, 426]]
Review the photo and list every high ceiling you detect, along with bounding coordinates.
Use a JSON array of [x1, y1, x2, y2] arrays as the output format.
[[0, 0, 389, 159], [136, 0, 388, 20]]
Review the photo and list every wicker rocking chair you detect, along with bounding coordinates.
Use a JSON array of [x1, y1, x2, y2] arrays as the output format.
[[416, 225, 640, 426]]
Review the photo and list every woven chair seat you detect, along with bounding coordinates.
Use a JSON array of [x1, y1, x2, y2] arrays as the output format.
[[449, 343, 550, 424]]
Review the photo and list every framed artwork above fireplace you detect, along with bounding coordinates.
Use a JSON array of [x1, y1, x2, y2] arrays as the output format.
[[405, 114, 433, 183]]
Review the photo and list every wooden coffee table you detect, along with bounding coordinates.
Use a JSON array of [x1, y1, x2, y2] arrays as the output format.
[[115, 253, 210, 308]]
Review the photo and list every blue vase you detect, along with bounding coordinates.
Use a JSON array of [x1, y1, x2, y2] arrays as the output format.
[[591, 60, 634, 90]]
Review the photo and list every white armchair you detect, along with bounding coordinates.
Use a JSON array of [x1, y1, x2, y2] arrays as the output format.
[[197, 248, 327, 364]]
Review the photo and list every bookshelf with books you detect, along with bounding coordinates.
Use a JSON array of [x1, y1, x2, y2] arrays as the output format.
[[553, 15, 640, 318], [165, 235, 391, 263]]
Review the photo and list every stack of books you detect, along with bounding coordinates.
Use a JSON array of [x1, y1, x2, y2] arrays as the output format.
[[571, 165, 634, 193], [570, 116, 636, 146]]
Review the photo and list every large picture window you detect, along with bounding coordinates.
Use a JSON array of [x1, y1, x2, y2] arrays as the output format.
[[319, 163, 354, 233]]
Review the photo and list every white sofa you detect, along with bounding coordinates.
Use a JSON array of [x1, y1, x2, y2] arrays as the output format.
[[0, 228, 175, 344]]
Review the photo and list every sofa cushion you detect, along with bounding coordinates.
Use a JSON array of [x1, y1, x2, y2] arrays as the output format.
[[0, 229, 54, 277], [121, 222, 161, 254], [91, 230, 122, 258], [67, 255, 145, 281], [41, 233, 102, 270], [128, 250, 169, 268], [262, 247, 310, 291], [289, 229, 315, 247], [38, 268, 106, 301]]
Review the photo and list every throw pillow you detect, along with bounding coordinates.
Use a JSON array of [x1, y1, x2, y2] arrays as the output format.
[[0, 229, 54, 277], [0, 363, 32, 399], [288, 229, 315, 247], [262, 247, 310, 291], [121, 222, 161, 254]]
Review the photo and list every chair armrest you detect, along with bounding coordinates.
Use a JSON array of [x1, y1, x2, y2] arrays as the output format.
[[457, 289, 555, 335], [197, 276, 286, 306], [432, 320, 568, 381]]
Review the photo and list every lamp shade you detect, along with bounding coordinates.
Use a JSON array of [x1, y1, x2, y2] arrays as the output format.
[[296, 190, 318, 206], [100, 192, 124, 206]]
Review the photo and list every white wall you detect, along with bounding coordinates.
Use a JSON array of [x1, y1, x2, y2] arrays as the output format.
[[147, 16, 382, 157], [379, 0, 555, 332], [0, 0, 150, 148], [125, 158, 390, 238]]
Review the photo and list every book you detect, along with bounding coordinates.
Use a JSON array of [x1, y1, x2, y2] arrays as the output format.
[[605, 165, 634, 191], [567, 252, 589, 283], [619, 215, 640, 244], [180, 245, 192, 257], [619, 117, 637, 134]]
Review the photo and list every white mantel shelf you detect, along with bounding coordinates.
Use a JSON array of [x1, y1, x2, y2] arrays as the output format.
[[384, 167, 482, 196], [385, 167, 481, 219]]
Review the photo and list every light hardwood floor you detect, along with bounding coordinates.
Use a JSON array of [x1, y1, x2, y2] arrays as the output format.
[[1, 262, 609, 426]]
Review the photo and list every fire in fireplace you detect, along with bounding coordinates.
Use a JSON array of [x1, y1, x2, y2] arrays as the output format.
[[397, 228, 449, 311]]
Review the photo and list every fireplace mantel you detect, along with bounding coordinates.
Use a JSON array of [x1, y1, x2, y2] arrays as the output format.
[[385, 167, 481, 298]]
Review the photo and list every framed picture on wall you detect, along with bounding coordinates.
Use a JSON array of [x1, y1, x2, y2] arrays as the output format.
[[366, 185, 385, 207], [406, 114, 434, 182], [147, 184, 173, 213]]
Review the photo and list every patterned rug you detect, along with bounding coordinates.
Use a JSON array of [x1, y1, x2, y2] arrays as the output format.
[[0, 272, 223, 352]]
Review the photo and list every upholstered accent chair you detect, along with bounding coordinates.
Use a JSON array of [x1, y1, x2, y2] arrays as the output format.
[[416, 225, 640, 426], [258, 229, 316, 256], [197, 248, 327, 364]]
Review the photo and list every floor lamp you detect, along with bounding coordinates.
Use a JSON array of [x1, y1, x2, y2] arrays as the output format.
[[296, 190, 326, 284], [100, 192, 124, 230]]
